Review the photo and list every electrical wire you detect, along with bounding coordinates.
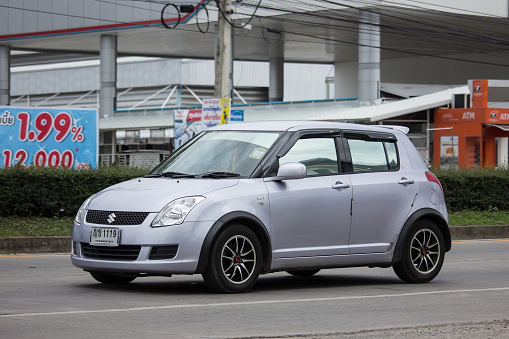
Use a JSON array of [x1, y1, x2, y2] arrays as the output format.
[[214, 0, 263, 29], [3, 0, 509, 49], [258, 0, 507, 43], [4, 0, 509, 68], [273, 26, 509, 68], [257, 0, 509, 49], [161, 3, 181, 29], [261, 28, 282, 44], [239, 0, 509, 61], [196, 3, 210, 33]]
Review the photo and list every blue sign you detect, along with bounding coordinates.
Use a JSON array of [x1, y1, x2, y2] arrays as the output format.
[[230, 110, 244, 122], [0, 107, 98, 169]]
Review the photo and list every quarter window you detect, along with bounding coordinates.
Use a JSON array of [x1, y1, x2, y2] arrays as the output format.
[[347, 138, 399, 173], [385, 141, 399, 170], [279, 138, 339, 176]]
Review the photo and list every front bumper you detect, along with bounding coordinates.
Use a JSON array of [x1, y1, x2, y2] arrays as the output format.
[[71, 215, 214, 275]]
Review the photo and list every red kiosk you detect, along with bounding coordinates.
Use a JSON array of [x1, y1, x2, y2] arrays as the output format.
[[434, 80, 509, 168]]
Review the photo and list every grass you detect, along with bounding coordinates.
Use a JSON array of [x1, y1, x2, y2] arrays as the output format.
[[0, 216, 74, 237], [1, 211, 509, 237], [448, 210, 509, 226]]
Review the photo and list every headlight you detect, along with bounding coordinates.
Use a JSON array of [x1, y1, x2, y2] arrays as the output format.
[[75, 195, 94, 224], [152, 196, 205, 227]]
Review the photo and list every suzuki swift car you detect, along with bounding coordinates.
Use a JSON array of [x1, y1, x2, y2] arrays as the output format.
[[71, 121, 450, 293]]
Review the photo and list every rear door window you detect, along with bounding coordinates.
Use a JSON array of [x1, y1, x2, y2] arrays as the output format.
[[345, 134, 399, 173]]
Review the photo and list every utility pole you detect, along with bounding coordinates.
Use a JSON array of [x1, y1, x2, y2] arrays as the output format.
[[214, 0, 232, 99]]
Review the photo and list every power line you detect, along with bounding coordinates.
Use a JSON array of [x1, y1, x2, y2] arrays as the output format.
[[233, 0, 509, 60], [3, 0, 509, 69]]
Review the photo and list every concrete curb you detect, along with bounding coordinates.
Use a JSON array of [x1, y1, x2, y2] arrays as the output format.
[[449, 225, 509, 240], [0, 225, 507, 254], [0, 236, 71, 254]]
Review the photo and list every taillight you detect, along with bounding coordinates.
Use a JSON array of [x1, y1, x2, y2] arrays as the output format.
[[425, 171, 444, 197]]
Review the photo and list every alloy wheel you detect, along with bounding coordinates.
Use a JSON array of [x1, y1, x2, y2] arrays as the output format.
[[410, 228, 441, 274], [220, 235, 257, 284]]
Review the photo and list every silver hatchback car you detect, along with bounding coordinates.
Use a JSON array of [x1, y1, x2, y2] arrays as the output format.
[[71, 121, 450, 293]]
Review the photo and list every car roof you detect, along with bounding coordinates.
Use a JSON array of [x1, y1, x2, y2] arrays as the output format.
[[208, 120, 408, 134]]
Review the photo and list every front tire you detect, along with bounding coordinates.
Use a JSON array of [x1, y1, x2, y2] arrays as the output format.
[[393, 220, 445, 283], [202, 224, 262, 293], [89, 271, 136, 284]]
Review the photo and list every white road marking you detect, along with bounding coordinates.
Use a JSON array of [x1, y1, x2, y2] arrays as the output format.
[[1, 287, 508, 318]]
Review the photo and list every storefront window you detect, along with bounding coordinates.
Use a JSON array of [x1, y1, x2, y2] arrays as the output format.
[[440, 135, 458, 169]]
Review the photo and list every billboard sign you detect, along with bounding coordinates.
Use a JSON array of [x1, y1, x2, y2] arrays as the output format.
[[220, 98, 230, 125], [0, 107, 98, 169], [230, 110, 244, 122], [173, 109, 203, 148], [202, 99, 222, 128]]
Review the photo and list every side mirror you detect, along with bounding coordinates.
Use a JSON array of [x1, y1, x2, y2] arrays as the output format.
[[265, 162, 307, 181]]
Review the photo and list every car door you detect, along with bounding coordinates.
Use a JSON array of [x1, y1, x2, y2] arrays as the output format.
[[265, 134, 352, 262], [342, 130, 419, 254]]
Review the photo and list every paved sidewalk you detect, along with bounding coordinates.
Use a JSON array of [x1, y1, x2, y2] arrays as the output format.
[[0, 225, 508, 254]]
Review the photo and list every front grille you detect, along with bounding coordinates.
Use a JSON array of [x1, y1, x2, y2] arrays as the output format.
[[149, 245, 179, 260], [81, 243, 141, 261], [86, 210, 150, 225]]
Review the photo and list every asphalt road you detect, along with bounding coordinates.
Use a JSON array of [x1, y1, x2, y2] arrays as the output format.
[[0, 240, 508, 339]]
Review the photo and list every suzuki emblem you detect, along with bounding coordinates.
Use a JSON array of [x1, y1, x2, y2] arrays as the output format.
[[107, 213, 116, 224]]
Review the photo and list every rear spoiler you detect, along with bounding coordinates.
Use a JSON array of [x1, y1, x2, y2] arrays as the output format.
[[379, 125, 410, 134]]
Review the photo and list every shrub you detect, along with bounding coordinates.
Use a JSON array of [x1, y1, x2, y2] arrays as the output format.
[[433, 168, 509, 212], [0, 166, 147, 217], [1, 166, 507, 217]]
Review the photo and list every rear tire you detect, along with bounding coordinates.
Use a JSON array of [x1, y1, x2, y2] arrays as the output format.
[[393, 220, 445, 283], [202, 224, 262, 293], [89, 271, 136, 284], [286, 269, 320, 277]]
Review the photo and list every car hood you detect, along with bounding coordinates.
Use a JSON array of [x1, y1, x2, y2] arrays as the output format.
[[87, 177, 239, 212]]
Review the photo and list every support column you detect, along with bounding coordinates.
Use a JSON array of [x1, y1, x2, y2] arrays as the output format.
[[269, 39, 284, 102], [358, 9, 381, 106], [269, 57, 284, 102], [334, 61, 358, 99], [0, 45, 10, 106], [100, 35, 117, 119], [498, 137, 509, 167], [214, 0, 232, 99]]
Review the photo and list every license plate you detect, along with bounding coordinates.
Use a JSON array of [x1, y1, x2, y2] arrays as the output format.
[[90, 227, 120, 247]]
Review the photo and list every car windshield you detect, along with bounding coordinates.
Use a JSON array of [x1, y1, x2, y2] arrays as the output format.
[[150, 131, 280, 177]]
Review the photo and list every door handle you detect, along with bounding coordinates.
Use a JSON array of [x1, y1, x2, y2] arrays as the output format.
[[398, 177, 415, 185], [332, 181, 350, 189]]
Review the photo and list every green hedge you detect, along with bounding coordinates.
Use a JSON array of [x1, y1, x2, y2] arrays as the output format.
[[1, 166, 508, 217], [434, 168, 509, 212], [0, 166, 147, 217]]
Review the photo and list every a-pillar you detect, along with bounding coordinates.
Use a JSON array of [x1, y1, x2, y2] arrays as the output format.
[[0, 45, 10, 106], [100, 35, 117, 119], [358, 8, 381, 106], [269, 41, 284, 102]]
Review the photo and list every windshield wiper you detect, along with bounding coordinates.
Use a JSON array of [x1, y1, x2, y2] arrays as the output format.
[[144, 171, 196, 178], [200, 171, 240, 179]]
